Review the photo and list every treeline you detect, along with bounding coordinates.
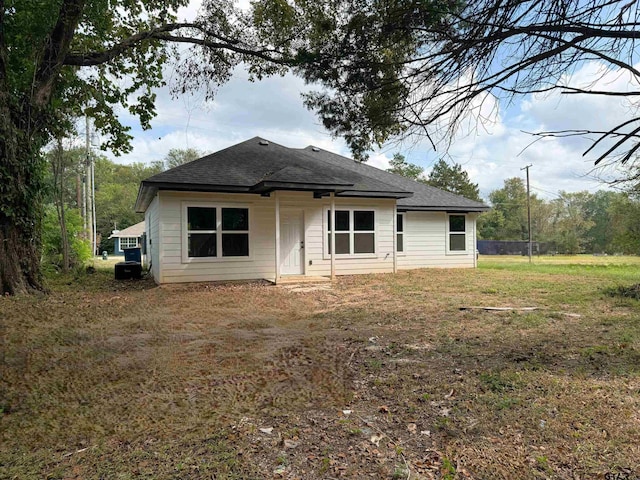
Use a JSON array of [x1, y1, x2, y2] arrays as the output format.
[[43, 147, 163, 270], [42, 147, 202, 270], [479, 178, 640, 255]]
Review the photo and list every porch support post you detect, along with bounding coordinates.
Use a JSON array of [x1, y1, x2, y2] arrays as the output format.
[[393, 204, 398, 274], [473, 213, 478, 268], [275, 191, 281, 283], [330, 192, 336, 281]]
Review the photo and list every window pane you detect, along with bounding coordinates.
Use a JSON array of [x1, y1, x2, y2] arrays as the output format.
[[397, 234, 403, 252], [188, 207, 216, 231], [328, 233, 350, 254], [450, 234, 466, 251], [449, 215, 465, 232], [189, 233, 216, 257], [335, 233, 350, 254], [222, 233, 249, 256], [354, 233, 374, 253], [397, 214, 403, 233], [222, 208, 248, 230], [354, 211, 374, 231], [335, 211, 349, 231], [121, 237, 137, 249]]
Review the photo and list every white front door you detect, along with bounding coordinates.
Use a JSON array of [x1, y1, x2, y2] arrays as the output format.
[[280, 209, 304, 275]]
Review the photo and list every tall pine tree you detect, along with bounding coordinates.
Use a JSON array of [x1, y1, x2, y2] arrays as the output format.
[[426, 160, 482, 202]]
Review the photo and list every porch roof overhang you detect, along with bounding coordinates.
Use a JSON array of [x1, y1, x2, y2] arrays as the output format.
[[250, 179, 354, 194]]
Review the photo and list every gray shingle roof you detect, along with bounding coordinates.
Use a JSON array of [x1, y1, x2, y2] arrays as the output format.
[[135, 137, 489, 212], [299, 147, 489, 212]]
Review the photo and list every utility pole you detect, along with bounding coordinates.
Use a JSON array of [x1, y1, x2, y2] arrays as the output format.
[[85, 116, 93, 254], [91, 151, 97, 256], [521, 164, 533, 263]]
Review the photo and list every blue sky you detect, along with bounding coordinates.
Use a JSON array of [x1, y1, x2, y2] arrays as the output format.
[[102, 2, 638, 202]]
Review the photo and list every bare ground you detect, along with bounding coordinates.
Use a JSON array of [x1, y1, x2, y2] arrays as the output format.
[[1, 263, 639, 479]]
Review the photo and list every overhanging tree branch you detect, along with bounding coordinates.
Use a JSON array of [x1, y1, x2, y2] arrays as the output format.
[[33, 0, 86, 107], [64, 22, 294, 68]]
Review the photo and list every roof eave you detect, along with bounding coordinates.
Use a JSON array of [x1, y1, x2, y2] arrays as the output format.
[[134, 183, 158, 213], [251, 180, 354, 193], [398, 205, 490, 212], [336, 190, 414, 199]]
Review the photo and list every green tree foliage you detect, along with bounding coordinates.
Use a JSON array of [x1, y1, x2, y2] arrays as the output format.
[[42, 146, 89, 272], [426, 160, 481, 202], [584, 191, 618, 253], [41, 205, 90, 272], [386, 154, 425, 181], [608, 194, 640, 254], [548, 192, 595, 254], [163, 148, 203, 170], [479, 178, 640, 254], [480, 178, 530, 241], [291, 0, 458, 159], [94, 157, 162, 253]]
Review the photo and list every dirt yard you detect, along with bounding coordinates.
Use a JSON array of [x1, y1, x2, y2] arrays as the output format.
[[1, 260, 639, 479]]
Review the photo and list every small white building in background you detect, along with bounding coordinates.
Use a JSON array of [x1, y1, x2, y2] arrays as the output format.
[[134, 137, 488, 284]]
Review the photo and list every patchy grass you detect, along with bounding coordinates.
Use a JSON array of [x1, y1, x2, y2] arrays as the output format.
[[1, 259, 640, 478]]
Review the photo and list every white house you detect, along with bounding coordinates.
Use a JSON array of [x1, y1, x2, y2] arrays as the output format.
[[134, 137, 488, 284]]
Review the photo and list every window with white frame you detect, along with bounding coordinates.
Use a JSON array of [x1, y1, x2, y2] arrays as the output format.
[[326, 209, 375, 255], [120, 237, 138, 249], [185, 205, 249, 259], [447, 214, 467, 252], [396, 213, 405, 253]]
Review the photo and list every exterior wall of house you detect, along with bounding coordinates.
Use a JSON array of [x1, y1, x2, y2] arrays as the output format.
[[397, 211, 478, 269], [153, 191, 396, 284], [145, 196, 161, 283], [146, 190, 478, 284]]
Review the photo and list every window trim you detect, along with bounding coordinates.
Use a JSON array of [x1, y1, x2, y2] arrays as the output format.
[[323, 207, 378, 259], [181, 202, 253, 263], [396, 212, 405, 255], [120, 237, 139, 250], [446, 213, 468, 255]]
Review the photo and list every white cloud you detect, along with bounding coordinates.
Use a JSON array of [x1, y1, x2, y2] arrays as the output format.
[[106, 53, 635, 201]]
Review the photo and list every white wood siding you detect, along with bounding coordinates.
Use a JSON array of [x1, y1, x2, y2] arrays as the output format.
[[153, 191, 395, 283], [397, 211, 477, 270], [144, 196, 161, 283], [146, 190, 478, 284]]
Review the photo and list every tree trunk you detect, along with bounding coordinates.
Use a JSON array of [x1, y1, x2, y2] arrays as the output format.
[[0, 101, 46, 294], [53, 141, 70, 272]]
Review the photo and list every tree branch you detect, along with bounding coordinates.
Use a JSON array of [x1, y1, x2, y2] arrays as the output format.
[[64, 22, 194, 66], [561, 87, 640, 96], [33, 0, 86, 107], [153, 33, 291, 65], [64, 22, 293, 67]]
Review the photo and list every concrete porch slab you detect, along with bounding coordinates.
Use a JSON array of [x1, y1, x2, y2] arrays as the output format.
[[271, 275, 332, 285]]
